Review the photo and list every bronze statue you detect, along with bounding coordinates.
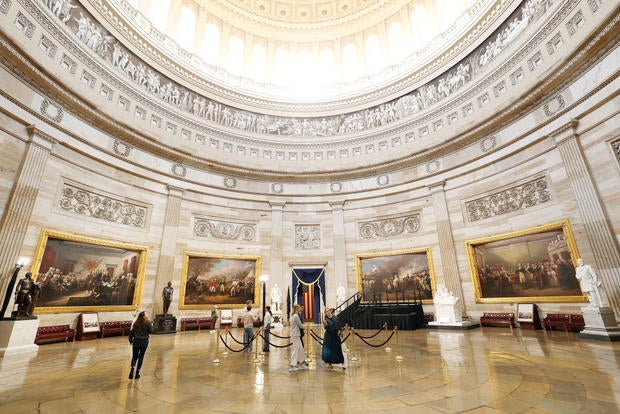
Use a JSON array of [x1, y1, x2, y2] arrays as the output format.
[[14, 272, 38, 317], [162, 281, 173, 314]]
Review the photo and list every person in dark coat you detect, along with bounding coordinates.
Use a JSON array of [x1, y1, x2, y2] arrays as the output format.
[[321, 308, 345, 369]]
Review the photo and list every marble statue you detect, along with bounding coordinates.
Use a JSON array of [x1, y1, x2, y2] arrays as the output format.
[[270, 283, 282, 312], [575, 258, 608, 308], [433, 285, 462, 324], [336, 283, 346, 308]]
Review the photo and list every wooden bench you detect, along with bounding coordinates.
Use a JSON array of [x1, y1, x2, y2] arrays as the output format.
[[35, 325, 76, 345], [480, 312, 515, 332], [542, 313, 585, 334], [181, 317, 217, 331], [99, 321, 132, 338]]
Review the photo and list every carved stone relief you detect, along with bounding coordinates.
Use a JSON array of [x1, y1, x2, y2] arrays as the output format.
[[112, 140, 131, 157], [0, 0, 11, 15], [481, 136, 497, 152], [194, 217, 256, 241], [465, 177, 551, 222], [35, 0, 556, 139], [359, 214, 421, 240], [40, 99, 64, 122], [295, 225, 320, 249], [611, 138, 620, 165], [543, 94, 565, 117], [59, 182, 148, 227]]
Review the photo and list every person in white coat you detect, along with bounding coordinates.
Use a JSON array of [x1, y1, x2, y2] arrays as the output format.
[[289, 304, 308, 372]]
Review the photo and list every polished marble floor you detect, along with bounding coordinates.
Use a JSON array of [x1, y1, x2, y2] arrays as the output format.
[[0, 326, 619, 414]]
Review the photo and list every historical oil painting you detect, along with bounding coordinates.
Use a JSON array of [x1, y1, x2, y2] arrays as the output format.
[[466, 220, 585, 303], [355, 248, 435, 304], [179, 253, 261, 309], [31, 229, 147, 313]]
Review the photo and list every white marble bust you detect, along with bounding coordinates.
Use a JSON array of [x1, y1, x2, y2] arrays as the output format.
[[433, 285, 462, 323]]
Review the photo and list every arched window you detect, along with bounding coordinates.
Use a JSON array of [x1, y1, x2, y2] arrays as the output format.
[[388, 22, 407, 64], [173, 6, 196, 50], [342, 42, 360, 81], [365, 34, 381, 74], [410, 5, 434, 51], [202, 23, 220, 65], [252, 43, 267, 83], [226, 35, 244, 76], [318, 47, 336, 85], [146, 0, 171, 33], [274, 48, 290, 85]]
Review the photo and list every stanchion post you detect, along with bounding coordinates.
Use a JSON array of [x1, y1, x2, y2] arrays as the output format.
[[343, 324, 350, 353], [222, 329, 230, 356], [305, 325, 313, 362], [395, 326, 403, 361], [349, 327, 359, 361], [253, 328, 261, 363], [384, 322, 392, 353], [212, 329, 221, 364]]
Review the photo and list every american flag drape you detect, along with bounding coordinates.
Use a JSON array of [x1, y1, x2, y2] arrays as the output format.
[[301, 283, 314, 321]]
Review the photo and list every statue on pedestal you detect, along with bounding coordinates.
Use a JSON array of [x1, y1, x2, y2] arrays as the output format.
[[14, 272, 38, 318], [336, 283, 346, 308], [575, 258, 608, 308], [270, 283, 282, 312], [162, 281, 173, 315], [433, 285, 461, 324]]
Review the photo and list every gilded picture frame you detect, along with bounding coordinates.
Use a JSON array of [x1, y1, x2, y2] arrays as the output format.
[[466, 220, 586, 304], [355, 248, 436, 304], [179, 252, 261, 310], [30, 229, 148, 313]]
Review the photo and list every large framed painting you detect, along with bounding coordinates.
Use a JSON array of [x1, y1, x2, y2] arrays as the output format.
[[466, 220, 586, 304], [355, 248, 436, 304], [31, 229, 148, 313], [179, 252, 261, 309]]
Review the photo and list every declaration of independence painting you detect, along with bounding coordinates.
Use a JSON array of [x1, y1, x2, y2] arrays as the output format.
[[466, 220, 586, 304], [179, 253, 261, 309], [31, 229, 148, 313], [355, 248, 435, 304]]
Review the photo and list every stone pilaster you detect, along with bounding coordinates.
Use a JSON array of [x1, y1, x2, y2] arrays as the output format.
[[428, 181, 466, 313], [0, 126, 56, 303], [153, 186, 184, 315], [550, 120, 620, 320], [269, 201, 285, 293], [330, 201, 347, 300]]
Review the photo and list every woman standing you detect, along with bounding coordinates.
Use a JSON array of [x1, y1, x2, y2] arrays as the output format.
[[129, 311, 153, 379], [321, 308, 345, 369], [289, 304, 307, 372]]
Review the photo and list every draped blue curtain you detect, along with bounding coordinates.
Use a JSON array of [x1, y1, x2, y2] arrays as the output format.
[[291, 268, 325, 323]]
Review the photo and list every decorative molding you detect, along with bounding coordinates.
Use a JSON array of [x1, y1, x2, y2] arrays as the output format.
[[112, 140, 131, 157], [543, 94, 565, 117], [480, 136, 497, 152], [271, 182, 283, 193], [330, 182, 342, 193], [611, 138, 620, 165], [194, 217, 256, 241], [295, 225, 321, 249], [39, 98, 63, 123], [59, 182, 148, 228], [223, 176, 237, 188], [171, 162, 186, 177], [359, 213, 421, 239], [14, 11, 35, 38], [465, 176, 551, 222], [0, 0, 11, 15], [376, 175, 389, 186], [425, 160, 440, 174]]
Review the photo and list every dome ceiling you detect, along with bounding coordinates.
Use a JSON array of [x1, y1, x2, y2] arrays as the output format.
[[111, 0, 491, 104]]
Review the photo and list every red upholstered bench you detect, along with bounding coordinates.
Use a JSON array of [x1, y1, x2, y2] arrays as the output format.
[[181, 317, 216, 331], [35, 325, 76, 344], [480, 312, 515, 332], [99, 321, 132, 338], [543, 313, 585, 333]]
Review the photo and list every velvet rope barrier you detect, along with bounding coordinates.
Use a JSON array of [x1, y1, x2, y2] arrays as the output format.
[[309, 329, 323, 346], [268, 331, 291, 339], [353, 329, 396, 348], [353, 323, 387, 339], [257, 332, 292, 348], [218, 333, 255, 353]]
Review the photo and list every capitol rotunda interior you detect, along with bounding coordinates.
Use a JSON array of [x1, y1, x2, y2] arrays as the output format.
[[0, 0, 619, 413]]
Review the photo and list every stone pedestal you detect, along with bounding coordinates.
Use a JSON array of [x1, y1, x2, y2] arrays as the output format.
[[271, 310, 283, 328], [427, 320, 479, 330], [153, 314, 177, 334], [0, 318, 39, 356], [579, 306, 620, 342]]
